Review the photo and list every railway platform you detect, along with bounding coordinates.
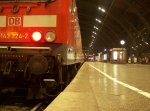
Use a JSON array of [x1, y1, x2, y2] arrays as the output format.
[[44, 62, 150, 111]]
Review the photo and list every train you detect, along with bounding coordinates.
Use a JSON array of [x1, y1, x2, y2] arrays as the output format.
[[0, 0, 83, 99]]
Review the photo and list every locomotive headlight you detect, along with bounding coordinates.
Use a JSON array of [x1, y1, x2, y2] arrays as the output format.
[[45, 31, 56, 42], [32, 32, 42, 42]]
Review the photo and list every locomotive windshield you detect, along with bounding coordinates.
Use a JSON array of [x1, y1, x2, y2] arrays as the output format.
[[0, 0, 55, 2]]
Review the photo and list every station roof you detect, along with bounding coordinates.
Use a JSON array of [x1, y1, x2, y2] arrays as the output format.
[[76, 0, 150, 54]]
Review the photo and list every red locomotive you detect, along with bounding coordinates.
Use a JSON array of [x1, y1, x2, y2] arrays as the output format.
[[0, 0, 83, 99]]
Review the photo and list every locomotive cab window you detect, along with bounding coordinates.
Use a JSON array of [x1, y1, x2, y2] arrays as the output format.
[[0, 0, 56, 2]]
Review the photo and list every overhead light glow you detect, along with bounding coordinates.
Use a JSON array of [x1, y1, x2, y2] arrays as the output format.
[[92, 35, 95, 38], [145, 42, 149, 45], [98, 7, 102, 10], [131, 47, 134, 49], [120, 40, 125, 45], [94, 26, 99, 30], [92, 31, 97, 35], [101, 8, 106, 13], [98, 6, 106, 13], [96, 18, 102, 23]]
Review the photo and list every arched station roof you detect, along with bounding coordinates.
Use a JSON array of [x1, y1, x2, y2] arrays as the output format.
[[76, 0, 150, 55]]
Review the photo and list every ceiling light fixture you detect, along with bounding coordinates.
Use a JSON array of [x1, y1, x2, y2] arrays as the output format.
[[92, 31, 97, 35], [94, 26, 99, 30], [95, 18, 102, 23], [145, 42, 149, 45], [92, 35, 95, 38], [98, 6, 106, 13]]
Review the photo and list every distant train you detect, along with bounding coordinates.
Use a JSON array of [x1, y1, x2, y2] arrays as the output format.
[[0, 0, 83, 99]]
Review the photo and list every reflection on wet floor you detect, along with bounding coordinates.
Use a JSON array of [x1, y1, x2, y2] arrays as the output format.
[[45, 62, 150, 111]]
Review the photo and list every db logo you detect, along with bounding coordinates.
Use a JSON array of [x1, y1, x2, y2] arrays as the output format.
[[7, 16, 22, 26]]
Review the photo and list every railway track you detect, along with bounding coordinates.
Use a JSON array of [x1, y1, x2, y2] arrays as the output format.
[[0, 96, 54, 111], [0, 100, 53, 111]]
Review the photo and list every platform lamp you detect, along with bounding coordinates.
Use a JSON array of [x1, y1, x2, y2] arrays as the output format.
[[120, 40, 125, 63]]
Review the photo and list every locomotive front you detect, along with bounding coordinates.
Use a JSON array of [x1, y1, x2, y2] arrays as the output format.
[[0, 0, 81, 99]]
